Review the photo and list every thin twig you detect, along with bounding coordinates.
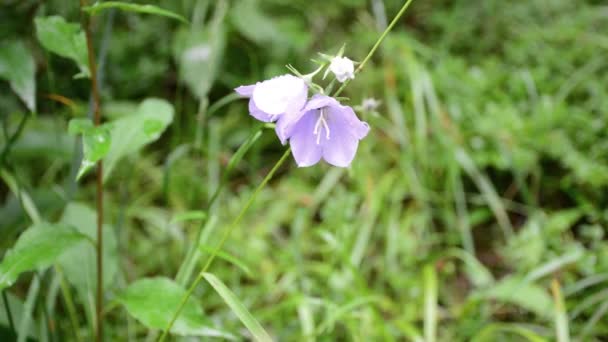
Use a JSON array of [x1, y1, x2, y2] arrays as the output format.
[[79, 1, 104, 341]]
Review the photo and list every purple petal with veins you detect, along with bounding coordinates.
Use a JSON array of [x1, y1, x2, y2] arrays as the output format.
[[288, 95, 369, 168]]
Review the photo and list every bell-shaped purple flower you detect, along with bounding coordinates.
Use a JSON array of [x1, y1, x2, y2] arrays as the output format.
[[235, 74, 308, 143], [280, 94, 370, 167]]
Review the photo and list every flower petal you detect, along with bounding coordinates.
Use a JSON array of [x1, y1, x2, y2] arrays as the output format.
[[321, 105, 366, 167], [329, 56, 355, 83], [302, 94, 340, 112], [275, 114, 291, 144], [235, 84, 256, 97], [249, 99, 273, 122], [277, 94, 339, 142], [289, 111, 323, 167], [329, 103, 369, 139], [252, 75, 307, 116]]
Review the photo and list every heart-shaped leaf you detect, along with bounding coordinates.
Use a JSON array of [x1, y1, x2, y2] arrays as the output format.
[[117, 277, 233, 338]]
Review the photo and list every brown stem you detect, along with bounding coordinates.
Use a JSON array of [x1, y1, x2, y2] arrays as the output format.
[[79, 1, 103, 341]]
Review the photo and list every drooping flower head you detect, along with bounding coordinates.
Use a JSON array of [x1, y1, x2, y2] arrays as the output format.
[[235, 74, 308, 142], [280, 94, 369, 167]]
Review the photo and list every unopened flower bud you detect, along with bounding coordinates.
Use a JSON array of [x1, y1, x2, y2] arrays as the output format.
[[329, 56, 355, 83]]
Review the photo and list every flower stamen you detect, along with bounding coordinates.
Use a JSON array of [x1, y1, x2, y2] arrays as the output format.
[[313, 109, 331, 144]]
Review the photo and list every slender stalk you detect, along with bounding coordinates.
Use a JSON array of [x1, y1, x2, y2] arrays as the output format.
[[79, 2, 104, 341], [334, 0, 415, 97], [2, 290, 15, 334], [160, 1, 416, 339], [158, 148, 292, 341], [176, 125, 264, 285]]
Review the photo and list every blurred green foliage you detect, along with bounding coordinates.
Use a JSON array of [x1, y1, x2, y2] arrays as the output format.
[[1, 0, 608, 340]]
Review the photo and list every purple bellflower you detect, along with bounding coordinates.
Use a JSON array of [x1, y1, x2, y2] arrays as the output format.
[[235, 74, 308, 143], [280, 94, 369, 167]]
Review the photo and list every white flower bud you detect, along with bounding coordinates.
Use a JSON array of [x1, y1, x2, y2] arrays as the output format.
[[329, 56, 355, 83]]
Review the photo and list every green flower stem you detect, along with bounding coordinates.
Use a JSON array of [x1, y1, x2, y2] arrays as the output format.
[[334, 0, 415, 97], [159, 148, 292, 341], [175, 124, 265, 285], [161, 1, 416, 338]]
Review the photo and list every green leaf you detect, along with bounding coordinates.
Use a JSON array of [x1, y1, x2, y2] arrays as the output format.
[[117, 277, 232, 338], [83, 2, 188, 24], [472, 323, 548, 342], [68, 118, 112, 179], [173, 2, 226, 100], [447, 249, 494, 288], [34, 16, 89, 78], [103, 98, 174, 181], [0, 292, 39, 340], [57, 203, 118, 293], [171, 211, 207, 224], [67, 118, 94, 135], [0, 40, 36, 111], [477, 276, 553, 318], [230, 0, 282, 45], [198, 246, 253, 278], [545, 209, 583, 235], [0, 223, 88, 291], [203, 272, 273, 342]]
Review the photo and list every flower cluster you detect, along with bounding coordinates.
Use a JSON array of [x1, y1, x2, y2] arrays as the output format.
[[235, 55, 369, 168]]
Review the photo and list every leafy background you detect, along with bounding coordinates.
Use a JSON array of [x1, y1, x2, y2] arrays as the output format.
[[1, 0, 608, 340]]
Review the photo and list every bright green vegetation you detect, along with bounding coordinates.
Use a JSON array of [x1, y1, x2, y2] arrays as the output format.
[[1, 0, 607, 340]]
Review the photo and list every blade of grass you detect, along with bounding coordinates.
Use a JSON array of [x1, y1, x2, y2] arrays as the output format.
[[17, 276, 39, 342], [569, 288, 608, 320], [317, 296, 383, 334], [423, 264, 437, 342], [202, 273, 272, 342], [56, 267, 82, 342], [197, 245, 253, 277], [297, 298, 315, 342], [455, 148, 513, 239], [472, 323, 548, 342], [525, 250, 583, 283], [578, 299, 608, 340], [2, 290, 15, 335], [0, 168, 41, 224], [82, 2, 189, 24], [551, 279, 570, 342]]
